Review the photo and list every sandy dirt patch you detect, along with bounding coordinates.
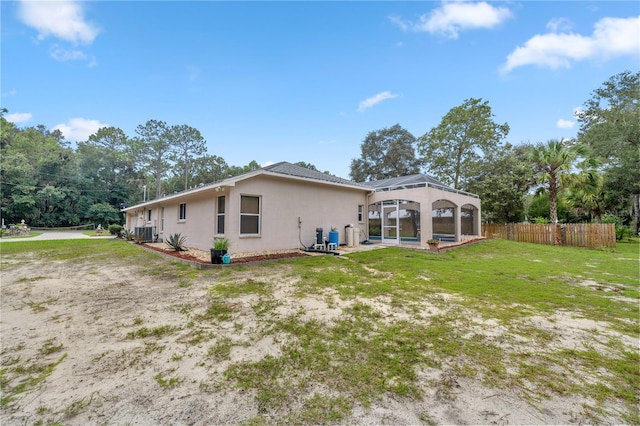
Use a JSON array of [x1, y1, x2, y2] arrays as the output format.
[[0, 248, 634, 425]]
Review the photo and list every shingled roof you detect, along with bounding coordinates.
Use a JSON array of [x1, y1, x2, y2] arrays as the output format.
[[262, 162, 369, 188]]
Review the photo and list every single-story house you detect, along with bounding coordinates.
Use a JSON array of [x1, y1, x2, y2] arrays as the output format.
[[122, 162, 481, 253]]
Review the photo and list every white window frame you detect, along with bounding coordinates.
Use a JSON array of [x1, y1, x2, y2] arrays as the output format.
[[358, 204, 364, 223], [216, 196, 225, 235], [178, 203, 187, 222], [239, 194, 261, 236]]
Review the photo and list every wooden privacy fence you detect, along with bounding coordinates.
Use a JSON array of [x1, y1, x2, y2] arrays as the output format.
[[482, 223, 616, 248]]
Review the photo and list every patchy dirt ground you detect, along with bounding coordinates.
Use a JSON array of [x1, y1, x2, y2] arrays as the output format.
[[0, 244, 636, 425]]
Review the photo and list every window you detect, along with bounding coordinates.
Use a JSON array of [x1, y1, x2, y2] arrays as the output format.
[[161, 207, 165, 231], [240, 195, 260, 235], [178, 203, 187, 221], [217, 196, 225, 234], [147, 209, 152, 222], [358, 204, 364, 222]]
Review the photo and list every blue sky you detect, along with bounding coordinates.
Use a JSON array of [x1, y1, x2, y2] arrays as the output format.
[[2, 1, 639, 179]]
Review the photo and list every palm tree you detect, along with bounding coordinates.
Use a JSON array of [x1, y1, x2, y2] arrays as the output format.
[[565, 169, 606, 223], [527, 140, 590, 225]]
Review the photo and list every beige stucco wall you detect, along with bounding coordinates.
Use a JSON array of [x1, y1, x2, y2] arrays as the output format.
[[125, 188, 219, 250], [125, 175, 370, 254], [123, 174, 481, 253], [228, 175, 368, 253]]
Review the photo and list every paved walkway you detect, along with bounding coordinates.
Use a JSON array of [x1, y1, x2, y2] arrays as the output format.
[[0, 231, 115, 242]]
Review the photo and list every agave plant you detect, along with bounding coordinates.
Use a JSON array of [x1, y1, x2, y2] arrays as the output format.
[[166, 233, 187, 251]]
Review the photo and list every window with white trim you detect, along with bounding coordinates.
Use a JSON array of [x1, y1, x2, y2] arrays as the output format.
[[161, 207, 165, 231], [240, 195, 260, 235], [178, 203, 186, 221], [147, 209, 152, 222], [217, 196, 225, 234], [358, 204, 364, 222]]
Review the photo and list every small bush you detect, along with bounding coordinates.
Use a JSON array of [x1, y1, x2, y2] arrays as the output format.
[[213, 237, 229, 250], [601, 214, 622, 226], [122, 229, 135, 241], [166, 233, 187, 251], [615, 225, 633, 241], [108, 224, 123, 236]]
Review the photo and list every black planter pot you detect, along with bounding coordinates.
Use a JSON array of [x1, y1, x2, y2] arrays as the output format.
[[211, 249, 227, 264]]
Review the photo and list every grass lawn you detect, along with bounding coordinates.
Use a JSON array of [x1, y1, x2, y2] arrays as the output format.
[[1, 237, 638, 425]]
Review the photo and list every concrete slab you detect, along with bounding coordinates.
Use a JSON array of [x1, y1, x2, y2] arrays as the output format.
[[0, 231, 114, 242]]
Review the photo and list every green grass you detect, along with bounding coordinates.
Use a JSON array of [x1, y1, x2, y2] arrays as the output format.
[[1, 354, 67, 407], [0, 239, 160, 265], [226, 239, 639, 423], [126, 325, 177, 339], [2, 237, 638, 424], [155, 374, 180, 388]]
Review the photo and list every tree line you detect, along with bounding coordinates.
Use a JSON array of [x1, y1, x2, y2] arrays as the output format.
[[0, 117, 267, 227], [349, 71, 639, 233], [1, 71, 637, 233]]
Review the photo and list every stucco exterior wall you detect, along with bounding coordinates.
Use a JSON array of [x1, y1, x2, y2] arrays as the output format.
[[125, 189, 219, 250], [122, 169, 481, 253], [125, 176, 369, 254], [228, 175, 368, 253]]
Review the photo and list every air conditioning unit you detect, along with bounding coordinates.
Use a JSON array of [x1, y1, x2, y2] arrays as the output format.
[[134, 227, 154, 243]]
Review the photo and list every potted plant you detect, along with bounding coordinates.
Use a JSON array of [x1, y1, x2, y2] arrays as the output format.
[[427, 238, 440, 251], [211, 238, 230, 264]]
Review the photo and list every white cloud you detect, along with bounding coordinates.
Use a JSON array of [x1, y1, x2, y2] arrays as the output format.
[[2, 88, 18, 98], [50, 44, 86, 62], [392, 1, 512, 39], [18, 0, 99, 44], [53, 118, 108, 142], [358, 91, 399, 112], [6, 112, 33, 123], [502, 16, 640, 73], [546, 18, 573, 33], [556, 119, 575, 129], [388, 15, 409, 32]]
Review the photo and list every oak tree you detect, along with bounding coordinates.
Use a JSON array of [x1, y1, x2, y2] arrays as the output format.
[[418, 98, 509, 190]]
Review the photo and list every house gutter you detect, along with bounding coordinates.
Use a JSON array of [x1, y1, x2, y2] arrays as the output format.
[[121, 182, 235, 212]]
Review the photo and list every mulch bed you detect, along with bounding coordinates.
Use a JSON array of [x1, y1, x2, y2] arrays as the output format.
[[141, 244, 309, 265]]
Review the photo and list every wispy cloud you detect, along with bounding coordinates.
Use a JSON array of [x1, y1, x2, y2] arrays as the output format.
[[358, 91, 399, 112], [18, 0, 100, 44], [390, 1, 512, 39], [573, 106, 584, 118], [50, 44, 86, 62], [18, 0, 99, 65], [546, 18, 573, 33], [556, 119, 575, 129], [6, 112, 32, 124], [53, 118, 108, 142], [502, 16, 640, 73]]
